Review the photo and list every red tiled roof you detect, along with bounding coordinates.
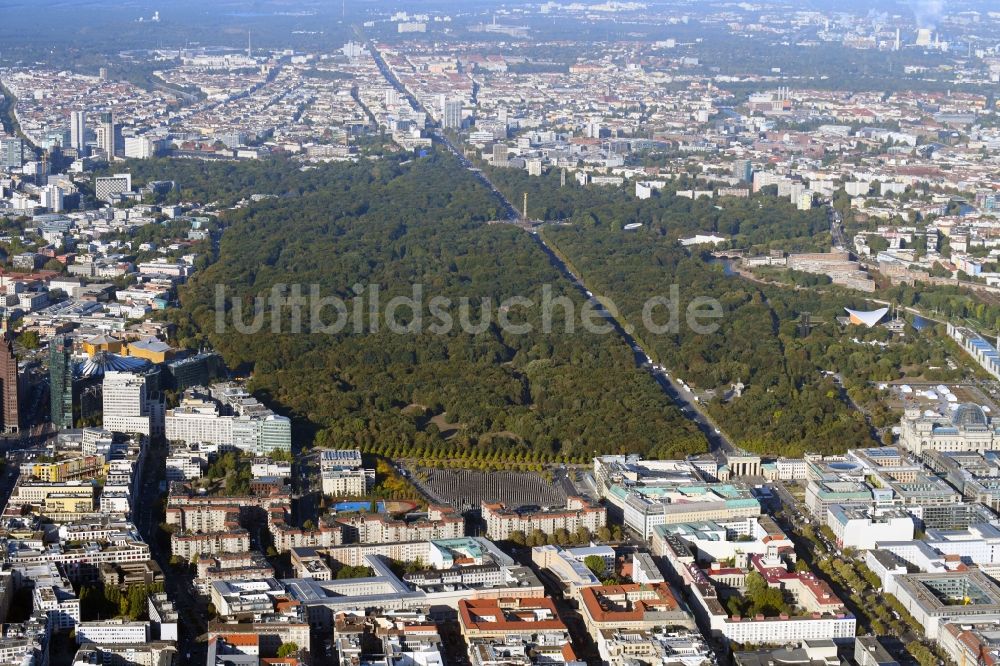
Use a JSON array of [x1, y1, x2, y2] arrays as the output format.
[[459, 597, 567, 634], [220, 634, 259, 646]]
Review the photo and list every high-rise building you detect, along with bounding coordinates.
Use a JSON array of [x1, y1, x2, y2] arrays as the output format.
[[797, 191, 814, 211], [97, 112, 117, 159], [95, 130, 109, 157], [1, 138, 24, 169], [0, 334, 20, 433], [492, 143, 508, 167], [732, 159, 753, 183], [70, 111, 87, 152], [50, 335, 74, 429], [341, 41, 364, 59], [441, 98, 463, 129], [103, 371, 155, 436], [40, 185, 64, 212]]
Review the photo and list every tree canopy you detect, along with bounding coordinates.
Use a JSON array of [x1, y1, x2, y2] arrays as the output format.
[[173, 151, 707, 462]]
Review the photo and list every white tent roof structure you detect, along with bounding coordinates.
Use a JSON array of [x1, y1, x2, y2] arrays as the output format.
[[844, 306, 889, 327]]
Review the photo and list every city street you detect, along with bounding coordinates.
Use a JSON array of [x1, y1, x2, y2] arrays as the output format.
[[132, 438, 207, 664]]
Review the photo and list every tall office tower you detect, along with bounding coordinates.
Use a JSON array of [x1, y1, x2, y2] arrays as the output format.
[[441, 98, 463, 129], [40, 185, 64, 212], [102, 371, 153, 436], [71, 110, 87, 152], [50, 335, 74, 429], [0, 334, 20, 433], [98, 112, 116, 158], [96, 128, 108, 157], [341, 41, 363, 59], [732, 159, 753, 183], [492, 143, 508, 167], [0, 138, 24, 169]]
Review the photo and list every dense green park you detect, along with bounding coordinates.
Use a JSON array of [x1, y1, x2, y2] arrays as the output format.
[[155, 152, 707, 462]]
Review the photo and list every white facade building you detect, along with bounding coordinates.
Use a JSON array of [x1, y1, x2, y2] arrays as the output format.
[[441, 98, 463, 129], [827, 506, 915, 550], [76, 620, 150, 645], [124, 136, 156, 159], [102, 371, 156, 436], [71, 110, 86, 151], [721, 615, 856, 645], [165, 454, 203, 482], [775, 458, 808, 480], [165, 403, 291, 455], [33, 585, 80, 630], [321, 469, 370, 497]]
